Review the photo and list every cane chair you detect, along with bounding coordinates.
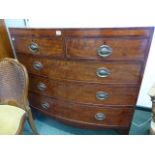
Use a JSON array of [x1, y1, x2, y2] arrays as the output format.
[[0, 57, 38, 134]]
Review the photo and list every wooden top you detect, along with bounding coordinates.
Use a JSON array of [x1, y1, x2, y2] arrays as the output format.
[[9, 27, 154, 37]]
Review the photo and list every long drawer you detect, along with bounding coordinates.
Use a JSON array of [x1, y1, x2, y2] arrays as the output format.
[[66, 37, 148, 61], [18, 54, 142, 84], [29, 75, 139, 106], [29, 92, 134, 128]]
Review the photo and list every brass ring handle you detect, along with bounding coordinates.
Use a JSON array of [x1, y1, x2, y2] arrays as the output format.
[[28, 42, 39, 53], [33, 61, 43, 71], [37, 82, 47, 91], [97, 45, 112, 58], [95, 112, 106, 121], [96, 91, 108, 100], [41, 102, 50, 110], [96, 67, 110, 78]]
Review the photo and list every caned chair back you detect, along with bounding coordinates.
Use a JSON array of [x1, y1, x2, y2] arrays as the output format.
[[0, 58, 29, 110], [0, 58, 38, 134]]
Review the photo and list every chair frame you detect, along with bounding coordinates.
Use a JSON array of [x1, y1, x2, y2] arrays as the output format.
[[148, 84, 155, 135]]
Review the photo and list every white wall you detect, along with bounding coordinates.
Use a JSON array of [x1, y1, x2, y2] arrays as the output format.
[[5, 19, 25, 27], [137, 34, 155, 108], [5, 19, 155, 108]]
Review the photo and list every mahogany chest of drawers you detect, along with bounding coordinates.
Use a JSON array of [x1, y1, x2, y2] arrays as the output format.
[[9, 27, 154, 134]]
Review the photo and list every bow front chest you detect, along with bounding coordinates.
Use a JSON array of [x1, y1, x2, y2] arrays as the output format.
[[10, 27, 154, 134]]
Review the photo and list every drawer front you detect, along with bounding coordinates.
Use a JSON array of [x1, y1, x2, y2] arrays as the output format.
[[18, 54, 142, 84], [29, 92, 134, 128], [12, 37, 64, 57], [66, 38, 148, 60], [29, 75, 139, 106]]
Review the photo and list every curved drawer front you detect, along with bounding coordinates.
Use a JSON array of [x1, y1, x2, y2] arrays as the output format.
[[29, 92, 134, 128], [18, 54, 142, 84], [29, 75, 139, 106], [66, 38, 148, 60], [12, 37, 64, 57]]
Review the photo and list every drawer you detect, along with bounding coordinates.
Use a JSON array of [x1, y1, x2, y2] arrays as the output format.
[[29, 92, 134, 128], [10, 28, 64, 57], [66, 37, 148, 60], [12, 38, 64, 57], [18, 54, 142, 84], [29, 75, 139, 106]]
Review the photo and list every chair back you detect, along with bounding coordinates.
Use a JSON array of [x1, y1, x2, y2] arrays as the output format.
[[0, 58, 29, 110]]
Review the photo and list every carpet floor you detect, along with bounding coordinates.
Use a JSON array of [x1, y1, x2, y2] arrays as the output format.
[[24, 109, 152, 135]]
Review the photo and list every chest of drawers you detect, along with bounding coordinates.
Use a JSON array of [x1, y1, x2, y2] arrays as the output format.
[[9, 27, 154, 134]]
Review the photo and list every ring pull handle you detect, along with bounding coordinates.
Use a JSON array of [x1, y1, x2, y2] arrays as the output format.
[[41, 102, 50, 110], [96, 91, 108, 101], [37, 82, 47, 91], [95, 112, 106, 121], [28, 42, 39, 53], [97, 45, 112, 58], [96, 67, 110, 78], [33, 61, 43, 71]]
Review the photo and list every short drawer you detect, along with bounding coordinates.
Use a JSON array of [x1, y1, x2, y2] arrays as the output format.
[[29, 92, 134, 128], [66, 37, 148, 60], [10, 28, 64, 57], [29, 75, 139, 106], [18, 54, 142, 84], [12, 37, 64, 57]]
